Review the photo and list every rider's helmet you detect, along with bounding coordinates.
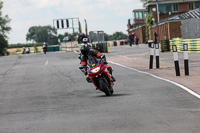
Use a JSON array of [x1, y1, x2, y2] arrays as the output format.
[[80, 44, 90, 56], [82, 38, 88, 44]]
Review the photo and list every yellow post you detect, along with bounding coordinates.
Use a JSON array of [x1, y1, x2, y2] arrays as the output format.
[[107, 42, 109, 53]]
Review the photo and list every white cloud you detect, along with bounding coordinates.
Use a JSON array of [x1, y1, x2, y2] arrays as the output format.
[[2, 0, 144, 43]]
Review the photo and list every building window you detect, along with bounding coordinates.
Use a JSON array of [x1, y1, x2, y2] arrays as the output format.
[[159, 4, 172, 13], [144, 12, 148, 18], [172, 4, 179, 12], [135, 12, 143, 19], [195, 1, 200, 8], [188, 2, 194, 10], [135, 12, 139, 19]]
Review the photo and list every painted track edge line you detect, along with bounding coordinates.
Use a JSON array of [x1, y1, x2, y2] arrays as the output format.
[[74, 51, 78, 54], [108, 61, 200, 99]]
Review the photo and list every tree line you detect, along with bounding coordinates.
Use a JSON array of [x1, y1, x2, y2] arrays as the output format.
[[26, 26, 128, 44]]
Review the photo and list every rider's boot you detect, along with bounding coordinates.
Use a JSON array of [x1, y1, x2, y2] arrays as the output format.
[[107, 67, 116, 82], [111, 76, 116, 82]]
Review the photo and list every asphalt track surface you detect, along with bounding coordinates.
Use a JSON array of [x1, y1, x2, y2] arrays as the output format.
[[0, 48, 200, 133]]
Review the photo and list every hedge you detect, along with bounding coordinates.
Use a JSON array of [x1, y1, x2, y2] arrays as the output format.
[[8, 43, 60, 48]]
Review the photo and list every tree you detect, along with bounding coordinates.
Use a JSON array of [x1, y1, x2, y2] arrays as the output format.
[[145, 13, 153, 41], [0, 0, 11, 56], [0, 34, 8, 55], [57, 32, 78, 43], [26, 25, 58, 44], [104, 33, 111, 41], [57, 34, 64, 43], [104, 32, 128, 41], [140, 0, 148, 2]]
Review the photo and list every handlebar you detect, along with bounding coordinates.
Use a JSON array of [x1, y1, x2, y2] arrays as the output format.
[[79, 66, 87, 70], [79, 66, 87, 75]]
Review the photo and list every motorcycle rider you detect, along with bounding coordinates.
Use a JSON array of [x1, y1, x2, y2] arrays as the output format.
[[42, 42, 47, 54], [80, 38, 116, 83]]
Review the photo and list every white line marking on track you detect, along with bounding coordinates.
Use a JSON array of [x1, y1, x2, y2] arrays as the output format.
[[109, 61, 200, 99], [45, 60, 48, 66]]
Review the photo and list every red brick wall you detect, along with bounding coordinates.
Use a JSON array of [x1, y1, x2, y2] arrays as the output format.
[[179, 3, 188, 13], [134, 19, 145, 27], [169, 21, 182, 39]]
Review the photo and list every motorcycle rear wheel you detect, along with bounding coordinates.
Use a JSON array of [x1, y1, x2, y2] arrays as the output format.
[[99, 79, 111, 96]]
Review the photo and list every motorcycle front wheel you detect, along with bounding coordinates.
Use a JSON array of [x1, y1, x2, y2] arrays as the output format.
[[99, 78, 111, 96]]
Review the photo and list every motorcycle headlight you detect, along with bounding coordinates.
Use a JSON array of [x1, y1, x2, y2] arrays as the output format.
[[91, 66, 100, 73]]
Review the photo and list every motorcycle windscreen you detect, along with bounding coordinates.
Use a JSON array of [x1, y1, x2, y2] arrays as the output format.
[[87, 57, 99, 69]]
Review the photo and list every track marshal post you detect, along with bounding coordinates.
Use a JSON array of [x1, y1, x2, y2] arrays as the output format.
[[173, 45, 180, 76]]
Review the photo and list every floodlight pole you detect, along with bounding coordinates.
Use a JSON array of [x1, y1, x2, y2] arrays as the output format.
[[156, 0, 160, 23]]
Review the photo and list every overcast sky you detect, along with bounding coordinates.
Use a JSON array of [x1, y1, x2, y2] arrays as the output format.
[[2, 0, 144, 44]]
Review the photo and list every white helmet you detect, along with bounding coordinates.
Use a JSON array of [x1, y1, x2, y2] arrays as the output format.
[[82, 38, 88, 44], [43, 42, 46, 45]]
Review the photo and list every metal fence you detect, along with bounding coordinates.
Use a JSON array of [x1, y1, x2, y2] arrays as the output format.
[[181, 18, 200, 39], [89, 31, 105, 43]]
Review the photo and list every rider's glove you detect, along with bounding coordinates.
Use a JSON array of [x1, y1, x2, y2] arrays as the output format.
[[99, 54, 105, 59], [100, 54, 108, 64], [78, 53, 81, 60]]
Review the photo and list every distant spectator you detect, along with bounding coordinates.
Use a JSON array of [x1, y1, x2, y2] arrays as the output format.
[[128, 33, 133, 47], [75, 34, 78, 41], [154, 32, 158, 44], [135, 35, 139, 45], [82, 33, 86, 38], [26, 47, 30, 54], [22, 47, 26, 54], [134, 35, 137, 43], [132, 33, 135, 45], [78, 33, 83, 44], [67, 36, 71, 41]]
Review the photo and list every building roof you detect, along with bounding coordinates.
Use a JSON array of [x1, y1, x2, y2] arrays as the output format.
[[159, 15, 180, 23], [159, 8, 200, 23], [179, 8, 200, 19], [144, 0, 200, 7], [149, 8, 200, 28], [132, 9, 147, 12]]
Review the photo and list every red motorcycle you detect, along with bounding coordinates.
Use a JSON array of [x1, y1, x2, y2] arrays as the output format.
[[79, 56, 114, 96]]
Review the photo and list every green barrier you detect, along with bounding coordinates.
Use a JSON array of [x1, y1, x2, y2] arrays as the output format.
[[161, 40, 170, 52], [47, 46, 60, 52]]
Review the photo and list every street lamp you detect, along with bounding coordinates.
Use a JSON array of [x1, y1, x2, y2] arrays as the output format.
[[156, 0, 160, 23]]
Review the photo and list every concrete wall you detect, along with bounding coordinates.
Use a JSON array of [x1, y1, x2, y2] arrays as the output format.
[[181, 19, 200, 39], [61, 41, 79, 51]]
